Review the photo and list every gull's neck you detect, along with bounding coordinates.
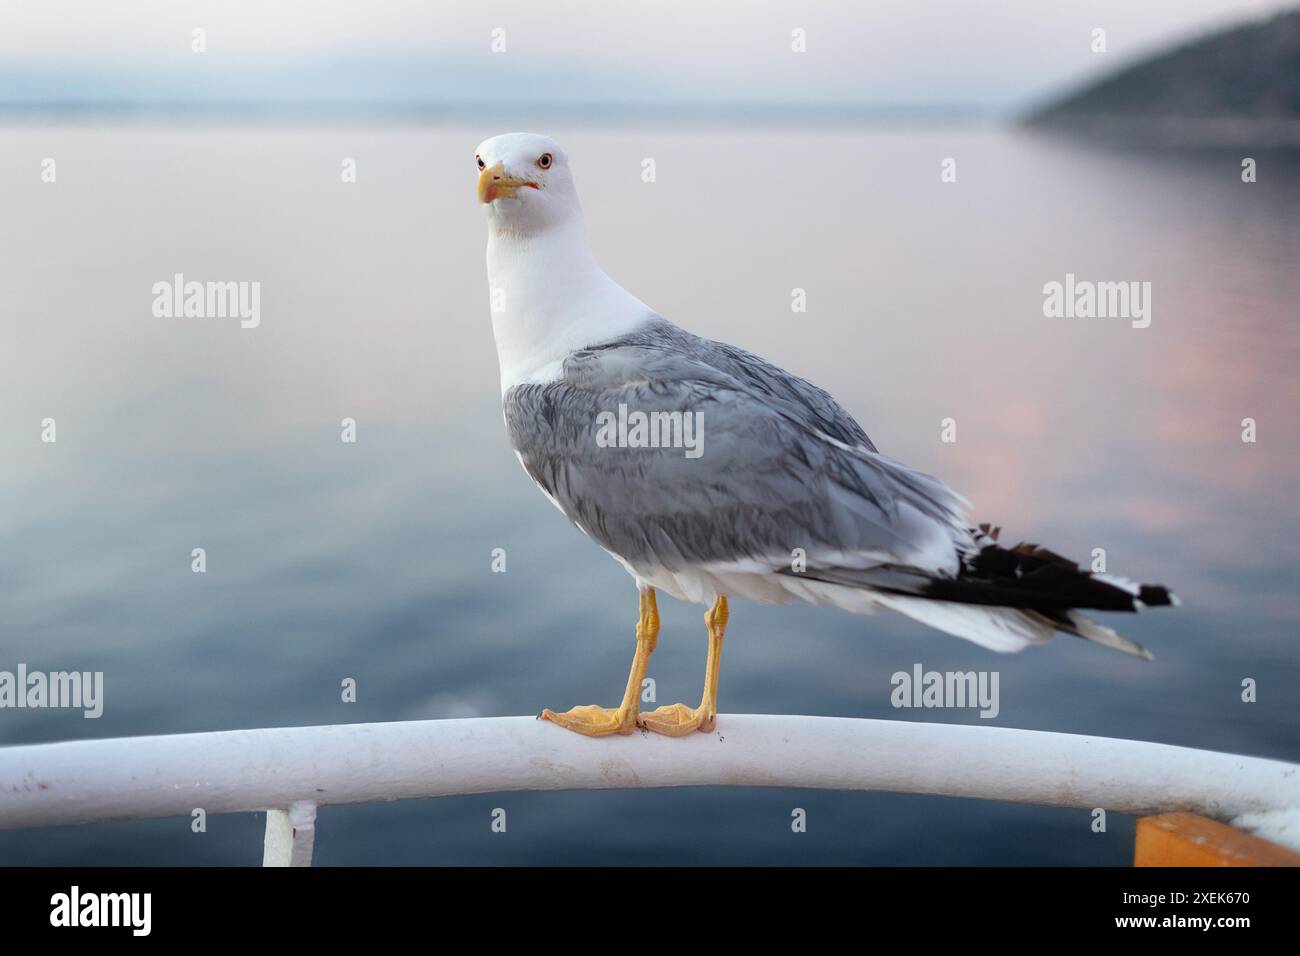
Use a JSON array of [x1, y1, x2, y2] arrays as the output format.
[[486, 215, 652, 394]]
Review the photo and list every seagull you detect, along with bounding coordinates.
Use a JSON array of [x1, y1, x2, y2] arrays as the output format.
[[476, 132, 1176, 738]]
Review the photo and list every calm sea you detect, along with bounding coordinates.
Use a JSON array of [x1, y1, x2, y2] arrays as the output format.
[[1, 123, 1296, 864]]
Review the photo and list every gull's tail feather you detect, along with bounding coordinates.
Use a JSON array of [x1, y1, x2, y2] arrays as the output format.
[[867, 592, 1059, 654], [1051, 610, 1155, 660], [917, 525, 1174, 657], [782, 524, 1176, 658], [864, 594, 1156, 659], [921, 524, 1179, 613]]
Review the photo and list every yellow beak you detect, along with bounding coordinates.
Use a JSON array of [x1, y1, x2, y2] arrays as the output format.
[[478, 162, 536, 203]]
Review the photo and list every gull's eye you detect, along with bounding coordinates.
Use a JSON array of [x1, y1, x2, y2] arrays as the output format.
[[537, 152, 553, 170], [476, 155, 485, 170]]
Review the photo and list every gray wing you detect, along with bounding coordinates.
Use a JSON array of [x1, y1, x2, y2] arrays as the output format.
[[503, 318, 972, 578], [666, 326, 879, 454]]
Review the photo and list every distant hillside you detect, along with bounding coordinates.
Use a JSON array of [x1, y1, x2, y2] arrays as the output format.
[[1026, 8, 1300, 145]]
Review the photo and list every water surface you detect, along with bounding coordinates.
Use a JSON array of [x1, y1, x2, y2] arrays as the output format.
[[0, 124, 1296, 864]]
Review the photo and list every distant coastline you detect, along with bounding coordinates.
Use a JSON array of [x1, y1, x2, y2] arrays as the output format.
[[1026, 8, 1300, 147], [0, 99, 992, 127]]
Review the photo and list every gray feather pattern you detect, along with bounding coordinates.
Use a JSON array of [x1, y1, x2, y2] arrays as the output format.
[[503, 317, 971, 575]]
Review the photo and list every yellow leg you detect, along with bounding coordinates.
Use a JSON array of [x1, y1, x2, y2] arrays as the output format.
[[638, 594, 728, 737], [539, 588, 659, 737]]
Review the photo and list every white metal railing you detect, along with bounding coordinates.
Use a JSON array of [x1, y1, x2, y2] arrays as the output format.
[[1, 715, 1297, 865]]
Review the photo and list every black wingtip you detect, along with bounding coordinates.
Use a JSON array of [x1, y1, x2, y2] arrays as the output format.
[[1138, 584, 1178, 608]]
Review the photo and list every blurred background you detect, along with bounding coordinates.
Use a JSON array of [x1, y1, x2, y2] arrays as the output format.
[[0, 0, 1297, 865]]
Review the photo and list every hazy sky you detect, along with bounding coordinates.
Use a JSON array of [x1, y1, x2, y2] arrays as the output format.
[[0, 0, 1293, 110]]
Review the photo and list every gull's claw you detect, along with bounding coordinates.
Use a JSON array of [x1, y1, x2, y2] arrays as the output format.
[[636, 702, 714, 736], [539, 704, 637, 737]]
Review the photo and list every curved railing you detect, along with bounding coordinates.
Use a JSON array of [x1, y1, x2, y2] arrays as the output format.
[[1, 715, 1297, 865]]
